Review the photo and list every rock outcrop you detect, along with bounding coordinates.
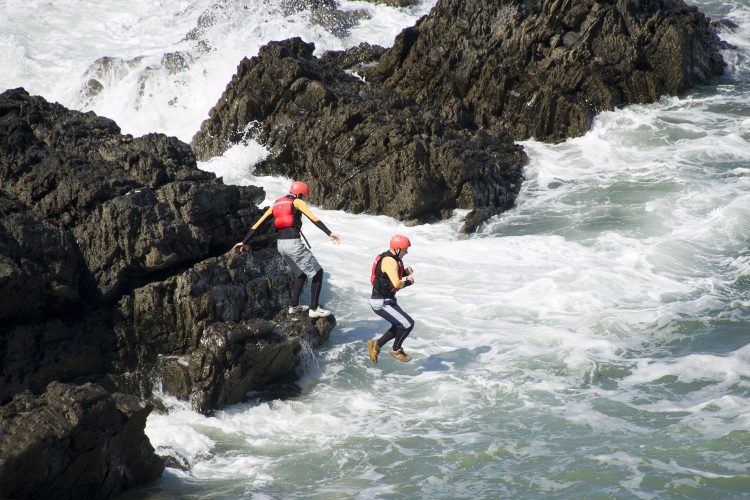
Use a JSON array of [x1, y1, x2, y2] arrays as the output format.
[[158, 315, 333, 413], [371, 0, 726, 142], [192, 39, 526, 232], [0, 382, 163, 500], [191, 0, 725, 232], [0, 88, 336, 496], [113, 251, 335, 413]]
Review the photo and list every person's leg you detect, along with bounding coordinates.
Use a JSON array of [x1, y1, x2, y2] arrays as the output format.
[[285, 240, 324, 312], [279, 238, 326, 314], [290, 273, 307, 307], [392, 322, 414, 351], [310, 269, 324, 310], [371, 300, 413, 349], [377, 326, 397, 348], [381, 300, 414, 355], [277, 239, 305, 309]]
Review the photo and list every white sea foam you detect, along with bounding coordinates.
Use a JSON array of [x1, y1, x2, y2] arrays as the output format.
[[0, 0, 433, 143], [4, 0, 750, 496]]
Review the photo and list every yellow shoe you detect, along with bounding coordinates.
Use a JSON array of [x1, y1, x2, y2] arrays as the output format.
[[367, 340, 380, 364], [389, 348, 412, 363]]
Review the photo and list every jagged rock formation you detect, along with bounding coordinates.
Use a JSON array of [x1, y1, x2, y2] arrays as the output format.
[[371, 0, 726, 142], [0, 88, 336, 496], [192, 39, 526, 232], [192, 0, 725, 232], [0, 382, 163, 500], [113, 252, 334, 414], [158, 315, 333, 413]]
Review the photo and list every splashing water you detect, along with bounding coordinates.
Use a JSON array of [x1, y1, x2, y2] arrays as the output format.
[[3, 0, 750, 497]]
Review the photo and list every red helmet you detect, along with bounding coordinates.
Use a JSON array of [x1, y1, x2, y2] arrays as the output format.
[[289, 181, 309, 197], [389, 235, 411, 250]]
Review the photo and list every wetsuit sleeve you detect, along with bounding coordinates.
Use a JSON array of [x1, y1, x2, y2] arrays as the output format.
[[294, 198, 332, 236], [381, 256, 406, 291], [241, 207, 273, 243]]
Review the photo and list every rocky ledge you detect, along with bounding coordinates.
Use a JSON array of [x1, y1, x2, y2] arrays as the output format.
[[0, 88, 334, 497], [192, 0, 725, 232], [0, 383, 163, 500]]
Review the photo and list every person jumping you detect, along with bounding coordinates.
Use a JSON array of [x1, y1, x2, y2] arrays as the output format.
[[233, 181, 340, 318], [367, 235, 415, 363]]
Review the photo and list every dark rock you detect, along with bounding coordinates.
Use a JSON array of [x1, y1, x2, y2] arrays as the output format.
[[113, 250, 293, 370], [161, 52, 192, 74], [318, 42, 387, 70], [191, 0, 725, 232], [192, 39, 526, 233], [713, 18, 739, 31], [112, 248, 335, 414], [1, 71, 339, 497], [0, 191, 82, 324], [187, 315, 333, 414], [280, 0, 371, 37], [77, 56, 144, 105], [0, 382, 163, 500], [156, 446, 191, 472], [0, 312, 112, 405], [158, 356, 193, 400], [0, 86, 335, 401], [370, 0, 727, 142]]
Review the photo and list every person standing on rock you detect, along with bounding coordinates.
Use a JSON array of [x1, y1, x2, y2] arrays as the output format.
[[367, 235, 415, 363], [233, 181, 340, 318]]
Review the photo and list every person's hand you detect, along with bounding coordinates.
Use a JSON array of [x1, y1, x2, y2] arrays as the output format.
[[329, 233, 341, 245], [405, 266, 414, 275], [406, 274, 415, 284], [233, 242, 247, 253]]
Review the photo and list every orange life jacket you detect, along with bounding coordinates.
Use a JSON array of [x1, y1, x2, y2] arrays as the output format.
[[371, 251, 404, 299], [272, 195, 301, 231]]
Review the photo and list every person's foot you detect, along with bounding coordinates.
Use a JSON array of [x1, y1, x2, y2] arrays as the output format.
[[288, 305, 309, 314], [389, 348, 412, 363], [308, 306, 331, 318], [367, 340, 380, 364]]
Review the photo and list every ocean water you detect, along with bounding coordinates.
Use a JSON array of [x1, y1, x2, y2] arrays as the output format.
[[2, 0, 749, 497]]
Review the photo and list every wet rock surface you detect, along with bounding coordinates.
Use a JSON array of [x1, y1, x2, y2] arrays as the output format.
[[0, 382, 164, 500], [0, 88, 335, 496], [192, 0, 725, 232], [192, 39, 527, 232], [371, 0, 726, 142]]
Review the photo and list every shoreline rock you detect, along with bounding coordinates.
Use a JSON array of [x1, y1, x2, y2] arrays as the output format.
[[0, 88, 336, 497], [191, 0, 725, 232], [371, 0, 726, 142], [191, 39, 527, 233], [0, 382, 164, 499]]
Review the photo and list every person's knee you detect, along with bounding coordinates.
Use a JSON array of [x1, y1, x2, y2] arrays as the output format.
[[398, 316, 414, 330], [296, 272, 308, 282]]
